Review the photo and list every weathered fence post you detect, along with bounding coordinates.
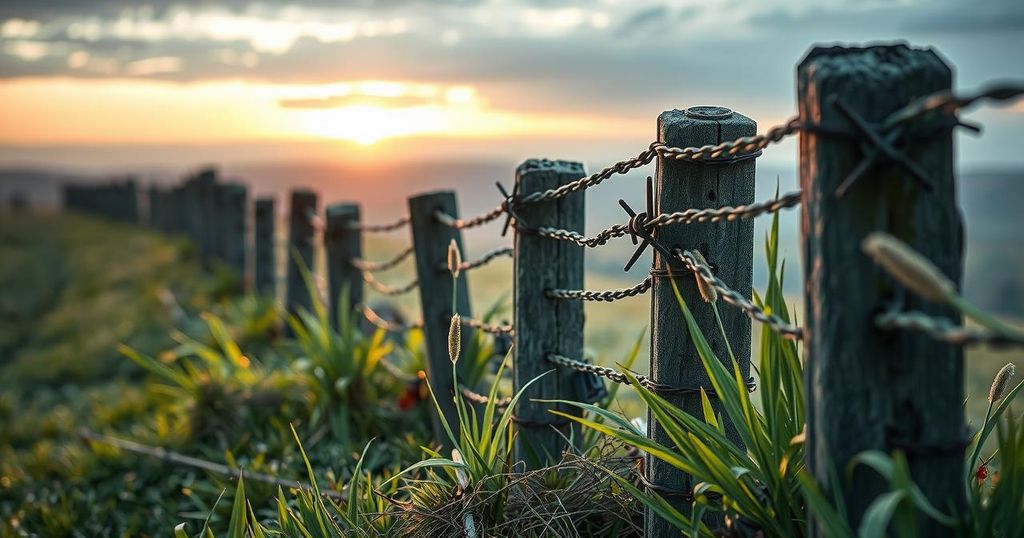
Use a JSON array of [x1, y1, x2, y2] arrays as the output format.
[[254, 198, 276, 298], [409, 191, 473, 446], [512, 159, 586, 469], [285, 190, 319, 325], [325, 203, 364, 325], [648, 106, 755, 535], [218, 182, 248, 291], [798, 44, 963, 535]]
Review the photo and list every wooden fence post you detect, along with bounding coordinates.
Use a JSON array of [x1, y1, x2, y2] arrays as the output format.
[[798, 44, 963, 535], [254, 198, 276, 298], [648, 106, 755, 535], [512, 159, 586, 469], [219, 182, 248, 291], [286, 190, 319, 325], [325, 203, 364, 325], [409, 191, 473, 447]]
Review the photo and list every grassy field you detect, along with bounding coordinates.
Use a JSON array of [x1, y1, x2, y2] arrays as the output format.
[[1, 213, 1019, 536]]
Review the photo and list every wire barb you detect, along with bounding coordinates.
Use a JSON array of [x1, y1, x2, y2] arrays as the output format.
[[876, 310, 1024, 349], [546, 277, 652, 302]]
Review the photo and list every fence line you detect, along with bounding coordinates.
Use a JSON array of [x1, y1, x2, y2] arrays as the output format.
[[61, 45, 1024, 538]]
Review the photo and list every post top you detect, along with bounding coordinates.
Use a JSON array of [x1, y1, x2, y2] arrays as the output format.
[[326, 202, 360, 218], [684, 106, 733, 120], [516, 158, 585, 177]]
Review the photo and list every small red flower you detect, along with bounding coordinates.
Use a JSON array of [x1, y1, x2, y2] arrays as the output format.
[[975, 464, 989, 482], [398, 380, 423, 411]]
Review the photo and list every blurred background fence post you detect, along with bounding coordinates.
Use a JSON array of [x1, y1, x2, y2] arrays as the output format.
[[798, 44, 964, 536], [647, 106, 756, 535], [285, 189, 319, 331], [512, 159, 586, 469], [220, 183, 248, 292], [408, 190, 473, 447], [254, 198, 277, 298], [325, 203, 363, 325]]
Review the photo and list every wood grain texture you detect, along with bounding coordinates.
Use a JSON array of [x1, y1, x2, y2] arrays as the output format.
[[648, 107, 755, 536], [798, 44, 963, 535], [408, 191, 473, 448], [254, 198, 276, 297], [513, 159, 586, 469], [325, 203, 363, 325], [285, 190, 318, 327]]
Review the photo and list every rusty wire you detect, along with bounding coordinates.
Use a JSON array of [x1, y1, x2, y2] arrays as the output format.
[[348, 216, 411, 233], [461, 316, 514, 336], [876, 310, 1024, 349], [351, 246, 414, 272], [440, 246, 513, 273], [362, 304, 422, 332], [881, 84, 1024, 131], [362, 271, 419, 296], [434, 205, 507, 230], [545, 353, 755, 395], [459, 385, 512, 408], [546, 277, 652, 302], [675, 250, 804, 340]]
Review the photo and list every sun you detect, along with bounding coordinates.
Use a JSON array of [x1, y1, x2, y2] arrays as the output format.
[[300, 104, 446, 146]]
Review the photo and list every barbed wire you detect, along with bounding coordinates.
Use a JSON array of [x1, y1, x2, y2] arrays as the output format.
[[351, 246, 414, 272], [532, 191, 802, 250], [881, 84, 1024, 131], [461, 316, 515, 336], [647, 190, 803, 227], [517, 118, 800, 205], [348, 216, 411, 233], [441, 246, 514, 273], [362, 271, 419, 296], [546, 277, 652, 302], [362, 305, 423, 333], [675, 250, 804, 340], [434, 205, 506, 230], [380, 357, 420, 384], [876, 310, 1024, 349], [535, 224, 631, 248], [658, 117, 802, 162], [545, 353, 755, 395], [459, 385, 512, 408]]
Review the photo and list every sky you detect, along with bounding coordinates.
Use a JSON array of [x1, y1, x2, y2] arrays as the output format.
[[0, 0, 1022, 172]]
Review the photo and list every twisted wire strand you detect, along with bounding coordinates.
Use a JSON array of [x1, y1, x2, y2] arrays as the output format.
[[459, 385, 512, 408], [656, 117, 802, 161], [646, 191, 803, 227], [876, 311, 1024, 349], [535, 224, 631, 248], [675, 250, 804, 340], [545, 354, 755, 395], [362, 305, 423, 332], [460, 317, 514, 336], [362, 271, 419, 296], [434, 205, 506, 230], [546, 277, 652, 302], [349, 216, 411, 233], [516, 118, 799, 205], [306, 209, 325, 232], [882, 84, 1024, 131], [351, 246, 414, 272], [441, 246, 514, 272]]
